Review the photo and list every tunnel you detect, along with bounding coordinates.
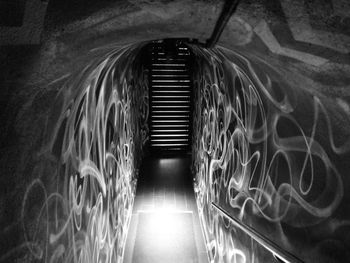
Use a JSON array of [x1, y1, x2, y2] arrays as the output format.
[[1, 1, 350, 263]]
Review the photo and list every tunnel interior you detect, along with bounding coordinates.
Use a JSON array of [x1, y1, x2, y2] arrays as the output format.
[[1, 1, 350, 263]]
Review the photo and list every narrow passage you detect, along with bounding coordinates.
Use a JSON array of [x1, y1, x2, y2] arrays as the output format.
[[123, 156, 209, 263]]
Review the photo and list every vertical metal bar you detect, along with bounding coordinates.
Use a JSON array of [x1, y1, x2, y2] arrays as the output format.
[[206, 0, 240, 48]]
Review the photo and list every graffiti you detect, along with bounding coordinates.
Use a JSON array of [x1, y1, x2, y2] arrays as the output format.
[[3, 44, 149, 263], [191, 46, 350, 262]]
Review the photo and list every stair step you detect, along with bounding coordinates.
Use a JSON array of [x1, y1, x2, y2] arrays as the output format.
[[149, 41, 192, 153]]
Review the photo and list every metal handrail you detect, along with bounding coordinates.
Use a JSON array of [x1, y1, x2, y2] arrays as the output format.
[[211, 202, 304, 263]]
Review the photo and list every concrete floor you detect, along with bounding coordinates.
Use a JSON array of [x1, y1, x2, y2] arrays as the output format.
[[123, 156, 209, 263]]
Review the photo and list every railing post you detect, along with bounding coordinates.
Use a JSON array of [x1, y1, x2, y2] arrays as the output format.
[[205, 0, 240, 48]]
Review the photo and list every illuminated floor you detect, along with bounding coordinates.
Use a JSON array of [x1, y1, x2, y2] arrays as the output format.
[[123, 156, 209, 263]]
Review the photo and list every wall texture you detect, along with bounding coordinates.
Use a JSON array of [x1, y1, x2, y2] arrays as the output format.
[[191, 45, 350, 263], [0, 43, 149, 263], [1, 1, 350, 263]]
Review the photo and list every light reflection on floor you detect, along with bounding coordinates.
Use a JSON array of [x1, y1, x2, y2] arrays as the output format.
[[123, 156, 209, 263]]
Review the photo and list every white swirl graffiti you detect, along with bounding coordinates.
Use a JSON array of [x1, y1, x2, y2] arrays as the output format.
[[191, 46, 349, 263], [8, 44, 149, 263]]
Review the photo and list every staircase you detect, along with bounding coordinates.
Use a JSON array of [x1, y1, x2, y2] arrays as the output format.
[[148, 40, 193, 153]]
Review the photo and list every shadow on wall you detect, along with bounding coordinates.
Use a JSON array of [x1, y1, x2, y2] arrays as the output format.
[[0, 43, 149, 263], [191, 45, 350, 263]]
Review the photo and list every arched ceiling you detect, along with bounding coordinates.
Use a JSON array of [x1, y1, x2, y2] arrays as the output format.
[[2, 0, 349, 93]]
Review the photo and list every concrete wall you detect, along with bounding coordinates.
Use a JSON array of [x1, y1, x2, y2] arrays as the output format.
[[0, 43, 149, 262], [0, 0, 349, 262], [190, 45, 350, 263]]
